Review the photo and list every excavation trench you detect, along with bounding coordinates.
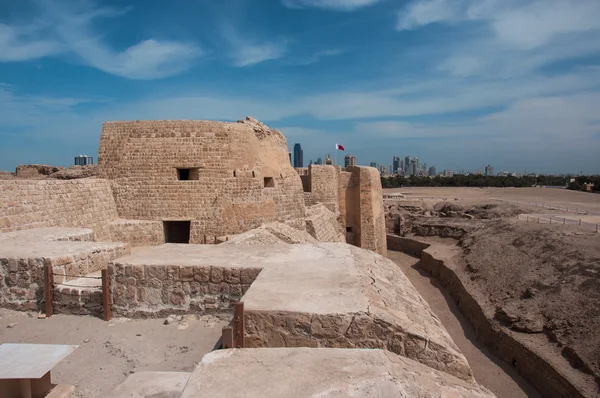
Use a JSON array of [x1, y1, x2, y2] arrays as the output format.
[[387, 248, 540, 398]]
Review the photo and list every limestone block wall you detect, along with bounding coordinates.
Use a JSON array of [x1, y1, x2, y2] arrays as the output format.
[[98, 119, 306, 239], [0, 179, 118, 240], [300, 165, 386, 255], [108, 262, 261, 317], [0, 242, 129, 312], [305, 204, 345, 243], [304, 165, 339, 213], [108, 220, 164, 247], [350, 166, 387, 256]]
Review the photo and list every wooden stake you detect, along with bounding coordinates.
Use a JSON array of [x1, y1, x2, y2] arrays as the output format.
[[234, 302, 245, 348], [43, 264, 53, 318], [101, 269, 111, 321]]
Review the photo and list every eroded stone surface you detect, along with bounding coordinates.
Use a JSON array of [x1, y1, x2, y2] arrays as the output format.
[[108, 242, 471, 379], [182, 348, 494, 398]]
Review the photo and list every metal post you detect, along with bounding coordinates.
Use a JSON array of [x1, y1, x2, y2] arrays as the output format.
[[43, 264, 53, 317], [234, 302, 245, 348], [563, 217, 566, 225], [579, 219, 581, 226], [222, 327, 234, 349], [101, 269, 111, 321]]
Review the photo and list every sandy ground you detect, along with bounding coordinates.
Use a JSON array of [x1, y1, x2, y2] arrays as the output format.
[[388, 250, 540, 398], [0, 309, 227, 397], [385, 187, 600, 214]]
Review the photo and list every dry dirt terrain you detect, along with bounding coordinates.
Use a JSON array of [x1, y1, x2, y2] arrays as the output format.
[[0, 309, 227, 397], [384, 187, 600, 397]]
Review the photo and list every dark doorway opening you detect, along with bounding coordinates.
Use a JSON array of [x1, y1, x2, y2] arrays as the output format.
[[163, 221, 191, 243]]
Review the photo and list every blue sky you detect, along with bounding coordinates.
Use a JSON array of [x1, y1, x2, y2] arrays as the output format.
[[1, 0, 600, 174]]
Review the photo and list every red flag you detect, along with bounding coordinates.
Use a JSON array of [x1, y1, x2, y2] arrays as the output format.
[[335, 143, 345, 151]]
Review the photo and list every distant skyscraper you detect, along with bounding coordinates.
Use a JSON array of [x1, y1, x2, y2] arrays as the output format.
[[485, 164, 494, 176], [400, 160, 404, 173], [344, 154, 356, 167], [428, 166, 436, 176], [293, 143, 303, 168], [324, 154, 333, 165], [444, 170, 454, 177], [414, 157, 419, 173], [74, 154, 93, 166], [316, 157, 323, 165], [392, 156, 400, 174], [370, 162, 377, 168], [379, 165, 387, 174], [404, 156, 411, 174]]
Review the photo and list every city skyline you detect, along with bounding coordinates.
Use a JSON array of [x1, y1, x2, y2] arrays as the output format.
[[1, 0, 599, 174]]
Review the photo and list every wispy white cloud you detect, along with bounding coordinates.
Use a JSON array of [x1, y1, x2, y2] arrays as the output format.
[[292, 49, 345, 65], [0, 23, 63, 61], [397, 0, 600, 78], [353, 92, 600, 149], [0, 1, 202, 79], [221, 25, 287, 67], [282, 0, 384, 12]]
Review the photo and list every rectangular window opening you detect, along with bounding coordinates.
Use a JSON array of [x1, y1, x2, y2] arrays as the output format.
[[264, 177, 275, 188], [163, 221, 191, 243], [177, 168, 199, 180], [346, 226, 353, 232]]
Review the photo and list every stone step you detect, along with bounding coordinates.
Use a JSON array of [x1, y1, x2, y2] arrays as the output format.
[[54, 271, 103, 316]]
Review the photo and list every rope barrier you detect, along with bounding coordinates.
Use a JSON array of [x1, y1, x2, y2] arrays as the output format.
[[51, 273, 102, 280], [55, 283, 101, 288]]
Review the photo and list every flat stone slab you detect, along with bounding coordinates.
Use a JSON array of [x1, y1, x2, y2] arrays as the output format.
[[182, 348, 495, 398], [111, 371, 190, 398], [0, 227, 126, 258], [0, 344, 77, 379]]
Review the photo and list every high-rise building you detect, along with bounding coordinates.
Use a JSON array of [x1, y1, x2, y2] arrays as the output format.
[[400, 160, 404, 173], [369, 162, 377, 168], [443, 170, 454, 177], [404, 156, 411, 174], [324, 154, 333, 165], [316, 157, 323, 165], [379, 165, 387, 174], [293, 143, 303, 168], [414, 157, 419, 173], [485, 164, 494, 176], [428, 166, 436, 176], [344, 154, 356, 167], [392, 156, 400, 174], [74, 155, 93, 166]]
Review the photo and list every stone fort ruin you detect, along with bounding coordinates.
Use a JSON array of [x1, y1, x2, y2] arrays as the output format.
[[0, 117, 495, 397]]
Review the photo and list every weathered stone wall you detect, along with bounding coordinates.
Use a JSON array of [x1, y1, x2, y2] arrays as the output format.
[[304, 204, 345, 243], [108, 261, 261, 317], [301, 165, 386, 255], [0, 228, 129, 312], [108, 219, 164, 247], [0, 179, 118, 240], [98, 118, 306, 239], [305, 165, 339, 213], [350, 166, 387, 256]]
